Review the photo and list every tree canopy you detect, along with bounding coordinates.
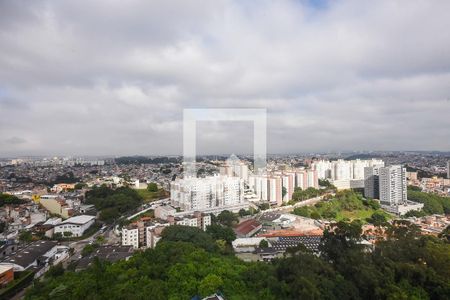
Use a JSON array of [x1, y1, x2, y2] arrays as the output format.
[[25, 222, 450, 300], [0, 193, 25, 207], [85, 186, 142, 223]]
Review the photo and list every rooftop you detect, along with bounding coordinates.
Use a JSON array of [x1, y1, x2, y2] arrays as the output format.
[[60, 215, 95, 225], [0, 240, 58, 268], [234, 219, 262, 236]]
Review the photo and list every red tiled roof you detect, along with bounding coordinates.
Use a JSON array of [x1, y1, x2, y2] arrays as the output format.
[[234, 219, 261, 236]]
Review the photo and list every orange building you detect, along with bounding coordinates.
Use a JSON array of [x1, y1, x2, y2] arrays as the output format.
[[0, 265, 14, 286]]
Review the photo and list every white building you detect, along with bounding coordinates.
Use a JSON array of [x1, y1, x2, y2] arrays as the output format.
[[447, 161, 450, 180], [122, 227, 139, 249], [312, 159, 384, 190], [219, 154, 249, 182], [122, 212, 212, 249], [171, 175, 244, 211], [379, 165, 407, 206], [53, 215, 95, 237]]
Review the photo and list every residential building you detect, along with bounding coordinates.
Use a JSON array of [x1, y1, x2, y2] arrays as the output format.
[[312, 158, 383, 181], [76, 245, 133, 271], [448, 161, 450, 179], [248, 168, 318, 204], [53, 215, 95, 237], [154, 205, 177, 220], [39, 195, 72, 219], [0, 265, 14, 287], [0, 240, 58, 271], [122, 226, 139, 249], [364, 166, 382, 199], [170, 175, 244, 211], [219, 154, 249, 182], [121, 212, 211, 249], [379, 165, 407, 206]]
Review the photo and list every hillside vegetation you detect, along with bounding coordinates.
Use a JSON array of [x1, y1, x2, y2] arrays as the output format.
[[25, 222, 450, 300], [293, 190, 391, 223]]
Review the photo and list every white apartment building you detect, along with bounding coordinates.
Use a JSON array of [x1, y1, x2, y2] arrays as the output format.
[[379, 165, 407, 206], [219, 154, 249, 182], [122, 227, 139, 249], [171, 175, 244, 211], [296, 169, 319, 190], [312, 159, 385, 181], [312, 159, 384, 190], [447, 161, 450, 179], [248, 169, 318, 205]]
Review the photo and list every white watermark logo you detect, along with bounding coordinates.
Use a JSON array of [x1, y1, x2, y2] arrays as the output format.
[[182, 108, 267, 177]]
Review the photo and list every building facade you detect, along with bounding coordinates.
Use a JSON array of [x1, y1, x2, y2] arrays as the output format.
[[379, 165, 407, 206], [364, 166, 382, 199], [170, 175, 244, 211], [53, 215, 95, 237]]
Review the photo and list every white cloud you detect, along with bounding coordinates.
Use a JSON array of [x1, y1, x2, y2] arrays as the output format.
[[0, 0, 449, 155]]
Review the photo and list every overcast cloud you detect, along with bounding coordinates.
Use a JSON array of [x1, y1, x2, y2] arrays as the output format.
[[1, 0, 450, 156]]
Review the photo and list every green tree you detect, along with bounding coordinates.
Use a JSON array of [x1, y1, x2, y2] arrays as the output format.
[[217, 210, 238, 227], [147, 182, 158, 192], [259, 239, 269, 249], [367, 211, 387, 226], [198, 274, 223, 297], [19, 231, 33, 242], [160, 225, 217, 252], [63, 231, 73, 237], [206, 224, 236, 244]]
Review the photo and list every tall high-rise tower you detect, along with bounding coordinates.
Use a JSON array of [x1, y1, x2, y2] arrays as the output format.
[[379, 165, 407, 206], [364, 166, 381, 199]]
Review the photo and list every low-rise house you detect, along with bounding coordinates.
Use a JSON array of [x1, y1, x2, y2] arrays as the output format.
[[232, 237, 266, 253], [76, 245, 133, 271], [154, 205, 177, 220], [0, 240, 58, 271], [0, 265, 14, 287], [39, 195, 72, 219], [53, 215, 95, 237], [234, 219, 262, 238]]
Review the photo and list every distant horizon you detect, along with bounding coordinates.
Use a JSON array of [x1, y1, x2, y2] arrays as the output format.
[[2, 149, 450, 160]]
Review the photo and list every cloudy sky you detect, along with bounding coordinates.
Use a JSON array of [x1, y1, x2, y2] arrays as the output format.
[[1, 0, 450, 156]]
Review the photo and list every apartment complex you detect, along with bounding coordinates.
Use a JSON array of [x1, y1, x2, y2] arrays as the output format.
[[248, 169, 318, 205], [170, 175, 244, 211], [219, 155, 249, 182], [312, 159, 384, 190]]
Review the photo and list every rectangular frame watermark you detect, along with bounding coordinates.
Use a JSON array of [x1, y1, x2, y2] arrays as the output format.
[[183, 108, 267, 177]]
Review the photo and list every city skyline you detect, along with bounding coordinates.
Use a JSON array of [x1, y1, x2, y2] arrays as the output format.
[[1, 0, 450, 156]]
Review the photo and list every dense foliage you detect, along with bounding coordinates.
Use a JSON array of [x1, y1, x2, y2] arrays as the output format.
[[407, 188, 450, 215], [0, 193, 25, 206], [292, 190, 389, 223], [291, 187, 323, 202], [25, 221, 450, 300], [85, 186, 142, 223], [146, 182, 158, 192]]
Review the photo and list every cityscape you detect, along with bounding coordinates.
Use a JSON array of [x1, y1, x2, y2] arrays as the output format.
[[1, 1, 450, 300]]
